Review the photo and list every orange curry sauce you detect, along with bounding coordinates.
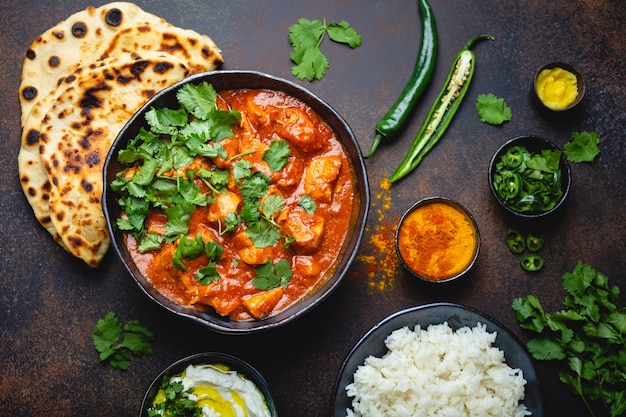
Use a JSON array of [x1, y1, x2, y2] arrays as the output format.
[[125, 89, 356, 321]]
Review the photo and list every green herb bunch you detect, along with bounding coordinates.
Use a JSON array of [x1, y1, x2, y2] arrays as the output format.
[[111, 82, 312, 291], [512, 262, 626, 417]]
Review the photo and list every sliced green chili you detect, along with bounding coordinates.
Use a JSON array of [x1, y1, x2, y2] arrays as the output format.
[[526, 232, 545, 252], [505, 229, 526, 254], [388, 34, 494, 183], [365, 0, 437, 158], [521, 254, 544, 272]]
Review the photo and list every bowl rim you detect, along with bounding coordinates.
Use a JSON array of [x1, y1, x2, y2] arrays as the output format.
[[488, 135, 571, 219], [394, 196, 481, 284], [139, 351, 278, 417], [102, 69, 370, 334], [533, 61, 585, 111]]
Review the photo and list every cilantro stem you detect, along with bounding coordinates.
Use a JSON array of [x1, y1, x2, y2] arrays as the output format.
[[227, 149, 256, 163]]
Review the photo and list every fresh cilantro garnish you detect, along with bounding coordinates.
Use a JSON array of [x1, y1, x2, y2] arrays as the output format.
[[263, 139, 291, 172], [564, 131, 601, 163], [92, 312, 154, 370], [252, 259, 293, 290], [113, 81, 240, 252], [113, 81, 300, 295], [512, 262, 626, 417], [298, 194, 317, 214], [147, 376, 200, 417], [288, 18, 362, 81], [476, 93, 512, 125]]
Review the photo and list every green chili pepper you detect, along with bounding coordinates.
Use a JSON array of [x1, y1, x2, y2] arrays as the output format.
[[505, 229, 526, 254], [388, 34, 494, 183], [520, 254, 544, 272], [503, 146, 524, 168], [526, 232, 545, 252], [365, 0, 437, 158]]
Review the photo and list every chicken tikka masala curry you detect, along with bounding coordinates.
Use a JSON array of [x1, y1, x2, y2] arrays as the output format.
[[112, 82, 356, 321]]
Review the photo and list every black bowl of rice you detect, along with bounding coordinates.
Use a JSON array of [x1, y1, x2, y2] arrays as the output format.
[[332, 303, 543, 417]]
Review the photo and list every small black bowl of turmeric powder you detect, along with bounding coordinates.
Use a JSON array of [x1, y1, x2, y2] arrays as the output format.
[[395, 197, 480, 284]]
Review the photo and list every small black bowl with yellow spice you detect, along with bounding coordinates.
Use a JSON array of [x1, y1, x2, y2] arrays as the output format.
[[489, 135, 571, 219], [394, 197, 480, 284], [533, 61, 585, 112]]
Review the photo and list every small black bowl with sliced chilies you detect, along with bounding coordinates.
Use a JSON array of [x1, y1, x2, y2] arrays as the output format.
[[488, 135, 571, 219]]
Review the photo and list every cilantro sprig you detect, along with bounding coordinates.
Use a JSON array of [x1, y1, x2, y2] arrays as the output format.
[[253, 259, 293, 290], [564, 131, 601, 163], [288, 18, 362, 81], [92, 312, 154, 370], [476, 93, 512, 125], [112, 81, 240, 252], [512, 262, 626, 417], [113, 81, 299, 288], [147, 376, 199, 417]]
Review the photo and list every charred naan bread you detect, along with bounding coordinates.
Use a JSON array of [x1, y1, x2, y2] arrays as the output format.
[[98, 24, 223, 74], [19, 2, 164, 126], [18, 54, 138, 249], [37, 52, 190, 267], [18, 2, 224, 267], [19, 1, 223, 125]]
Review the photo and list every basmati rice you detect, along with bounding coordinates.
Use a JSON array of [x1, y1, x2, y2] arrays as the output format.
[[345, 322, 531, 417]]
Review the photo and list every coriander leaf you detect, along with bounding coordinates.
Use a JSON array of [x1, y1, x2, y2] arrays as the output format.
[[326, 20, 363, 48], [239, 172, 271, 203], [527, 338, 567, 360], [263, 140, 291, 172], [564, 131, 601, 163], [92, 311, 122, 354], [262, 194, 286, 218], [246, 218, 281, 248], [108, 351, 131, 370], [476, 93, 512, 125], [145, 107, 187, 135], [197, 264, 219, 285], [298, 194, 317, 214], [288, 17, 361, 81], [92, 312, 154, 370], [291, 46, 329, 82], [208, 109, 241, 142], [288, 18, 325, 50], [176, 81, 217, 120], [252, 259, 293, 290], [232, 159, 253, 181], [121, 320, 155, 356]]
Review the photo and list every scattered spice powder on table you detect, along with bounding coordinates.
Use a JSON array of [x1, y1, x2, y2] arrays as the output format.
[[355, 179, 401, 291], [396, 202, 477, 281]]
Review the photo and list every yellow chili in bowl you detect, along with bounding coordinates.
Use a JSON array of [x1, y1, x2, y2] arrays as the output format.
[[396, 201, 478, 281]]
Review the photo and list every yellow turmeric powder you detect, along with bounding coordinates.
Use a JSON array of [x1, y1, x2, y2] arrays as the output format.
[[355, 178, 400, 291], [396, 202, 478, 281]]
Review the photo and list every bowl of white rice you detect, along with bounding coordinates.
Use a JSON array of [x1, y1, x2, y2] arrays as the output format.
[[332, 303, 543, 417]]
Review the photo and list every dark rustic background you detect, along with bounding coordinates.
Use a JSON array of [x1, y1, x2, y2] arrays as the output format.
[[1, 1, 624, 416]]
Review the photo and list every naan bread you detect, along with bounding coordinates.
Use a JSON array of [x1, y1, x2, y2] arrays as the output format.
[[38, 52, 190, 267], [18, 2, 225, 267], [19, 2, 165, 126], [98, 24, 223, 74], [18, 54, 133, 249], [19, 2, 223, 125]]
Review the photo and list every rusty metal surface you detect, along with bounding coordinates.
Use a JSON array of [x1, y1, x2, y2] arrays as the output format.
[[1, 0, 624, 416]]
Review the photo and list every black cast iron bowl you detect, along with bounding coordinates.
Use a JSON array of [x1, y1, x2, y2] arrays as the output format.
[[102, 70, 370, 334], [488, 135, 571, 219], [140, 352, 278, 417]]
